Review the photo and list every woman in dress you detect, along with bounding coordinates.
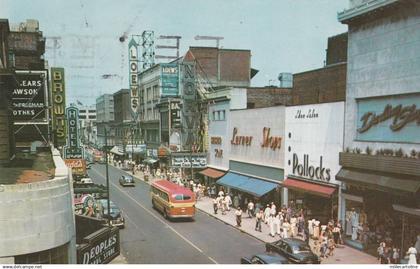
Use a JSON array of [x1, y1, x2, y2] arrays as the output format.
[[407, 244, 418, 264]]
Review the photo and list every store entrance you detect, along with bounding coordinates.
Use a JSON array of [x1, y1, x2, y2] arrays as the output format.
[[288, 189, 336, 224]]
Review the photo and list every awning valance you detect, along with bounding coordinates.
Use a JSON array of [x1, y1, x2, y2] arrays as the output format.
[[143, 158, 158, 165], [110, 146, 124, 156], [216, 172, 278, 198], [283, 178, 336, 198], [392, 204, 420, 218], [336, 168, 420, 195], [199, 168, 225, 179]]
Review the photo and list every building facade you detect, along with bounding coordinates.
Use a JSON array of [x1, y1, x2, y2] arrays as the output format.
[[283, 102, 345, 223], [0, 148, 76, 264], [337, 0, 420, 253], [216, 106, 286, 206], [96, 94, 115, 147]]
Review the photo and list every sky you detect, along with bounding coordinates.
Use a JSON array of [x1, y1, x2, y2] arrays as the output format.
[[1, 0, 349, 106]]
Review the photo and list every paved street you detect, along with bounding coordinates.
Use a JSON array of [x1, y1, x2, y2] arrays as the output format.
[[88, 164, 265, 264]]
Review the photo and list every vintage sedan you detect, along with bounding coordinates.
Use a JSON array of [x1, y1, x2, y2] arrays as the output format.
[[119, 175, 135, 187], [97, 199, 125, 228], [265, 238, 320, 264], [241, 253, 289, 264]]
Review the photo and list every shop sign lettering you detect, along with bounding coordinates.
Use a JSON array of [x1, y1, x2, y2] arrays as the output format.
[[65, 107, 83, 159], [211, 136, 222, 145], [295, 108, 318, 119], [260, 127, 282, 150], [231, 127, 252, 146], [77, 227, 120, 264], [51, 68, 66, 146], [129, 39, 139, 119], [214, 149, 223, 158], [292, 153, 331, 181], [358, 104, 420, 133]]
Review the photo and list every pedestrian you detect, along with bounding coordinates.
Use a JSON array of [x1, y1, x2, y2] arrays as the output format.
[[270, 202, 276, 216], [268, 214, 276, 237], [320, 233, 328, 258], [264, 204, 271, 224], [255, 210, 263, 232], [392, 247, 400, 264], [282, 219, 290, 239], [247, 200, 255, 218], [332, 223, 341, 245], [274, 212, 281, 236], [224, 193, 232, 211], [407, 244, 418, 264], [327, 236, 335, 257], [235, 207, 243, 227], [377, 241, 385, 262], [290, 215, 297, 237], [212, 197, 218, 214], [218, 187, 224, 197]]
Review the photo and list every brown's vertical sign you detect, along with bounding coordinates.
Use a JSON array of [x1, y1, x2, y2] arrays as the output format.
[[51, 67, 66, 146]]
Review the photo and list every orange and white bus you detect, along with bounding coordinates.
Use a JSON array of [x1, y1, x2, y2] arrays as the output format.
[[150, 180, 196, 219]]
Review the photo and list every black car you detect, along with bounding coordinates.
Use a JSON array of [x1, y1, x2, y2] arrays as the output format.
[[97, 199, 125, 228], [265, 238, 320, 264], [119, 175, 135, 187], [241, 253, 289, 264]]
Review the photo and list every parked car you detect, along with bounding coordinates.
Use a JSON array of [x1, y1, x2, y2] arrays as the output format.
[[79, 177, 93, 184], [241, 253, 289, 264], [119, 175, 135, 187], [97, 199, 125, 228], [265, 238, 320, 264]]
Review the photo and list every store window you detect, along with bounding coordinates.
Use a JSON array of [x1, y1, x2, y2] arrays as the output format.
[[14, 243, 69, 264]]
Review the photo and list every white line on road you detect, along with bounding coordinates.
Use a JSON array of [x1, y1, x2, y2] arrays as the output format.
[[91, 167, 218, 264]]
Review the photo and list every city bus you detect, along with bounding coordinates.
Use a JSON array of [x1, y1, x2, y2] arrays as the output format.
[[150, 179, 196, 220]]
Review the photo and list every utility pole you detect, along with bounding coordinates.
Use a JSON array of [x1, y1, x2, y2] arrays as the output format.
[[104, 127, 111, 225]]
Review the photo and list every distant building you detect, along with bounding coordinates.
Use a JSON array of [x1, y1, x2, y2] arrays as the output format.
[[71, 104, 96, 146], [112, 89, 133, 151], [96, 94, 115, 147]]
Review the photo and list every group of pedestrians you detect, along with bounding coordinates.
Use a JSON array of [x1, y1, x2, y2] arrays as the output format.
[[212, 189, 232, 215]]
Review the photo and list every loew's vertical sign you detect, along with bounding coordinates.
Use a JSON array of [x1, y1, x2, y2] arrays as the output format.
[[51, 67, 67, 147], [64, 107, 84, 159], [128, 38, 139, 121]]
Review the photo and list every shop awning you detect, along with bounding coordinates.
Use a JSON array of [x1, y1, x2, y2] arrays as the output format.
[[199, 168, 225, 179], [392, 204, 420, 217], [283, 178, 336, 198], [216, 172, 278, 198], [336, 168, 420, 195], [110, 146, 124, 156], [143, 158, 158, 165]]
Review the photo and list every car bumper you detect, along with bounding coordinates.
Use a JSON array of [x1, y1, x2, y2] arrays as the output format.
[[168, 214, 194, 218], [110, 219, 125, 227]]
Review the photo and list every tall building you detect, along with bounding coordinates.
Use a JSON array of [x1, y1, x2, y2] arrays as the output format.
[[7, 19, 48, 147], [336, 0, 420, 254], [96, 94, 115, 147], [71, 104, 96, 146], [112, 89, 134, 151], [0, 19, 15, 165]]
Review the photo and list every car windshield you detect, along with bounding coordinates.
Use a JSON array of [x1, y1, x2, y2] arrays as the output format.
[[123, 177, 133, 182], [291, 245, 311, 254]]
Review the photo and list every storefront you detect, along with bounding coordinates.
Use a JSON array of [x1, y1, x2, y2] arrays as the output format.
[[198, 167, 226, 187], [338, 0, 420, 256], [216, 106, 286, 207], [284, 102, 344, 223]]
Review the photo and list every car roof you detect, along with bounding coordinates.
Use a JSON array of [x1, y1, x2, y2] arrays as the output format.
[[255, 253, 288, 263], [279, 238, 307, 246], [121, 175, 133, 179]]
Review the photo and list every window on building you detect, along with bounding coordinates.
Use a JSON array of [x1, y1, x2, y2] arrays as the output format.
[[247, 102, 255, 109], [79, 115, 86, 119], [14, 243, 69, 264], [80, 110, 86, 113]]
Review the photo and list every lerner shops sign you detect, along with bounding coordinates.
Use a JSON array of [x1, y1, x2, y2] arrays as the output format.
[[231, 127, 282, 150], [292, 153, 331, 182]]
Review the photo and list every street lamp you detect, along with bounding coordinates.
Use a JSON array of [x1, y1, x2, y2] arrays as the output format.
[[104, 127, 111, 225]]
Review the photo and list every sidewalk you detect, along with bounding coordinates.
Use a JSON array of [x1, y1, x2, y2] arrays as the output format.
[[195, 196, 378, 264], [117, 164, 378, 264]]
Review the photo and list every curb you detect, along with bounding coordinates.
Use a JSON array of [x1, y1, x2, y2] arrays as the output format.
[[195, 206, 269, 244]]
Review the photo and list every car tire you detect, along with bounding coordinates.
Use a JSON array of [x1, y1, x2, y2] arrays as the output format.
[[152, 200, 156, 209], [163, 209, 168, 219]]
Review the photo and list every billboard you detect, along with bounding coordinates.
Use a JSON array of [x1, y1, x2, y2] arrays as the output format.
[[161, 63, 179, 97], [171, 152, 207, 168], [356, 93, 420, 143], [12, 70, 48, 122], [64, 159, 86, 175], [128, 38, 139, 121], [64, 107, 84, 159], [51, 67, 67, 146]]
